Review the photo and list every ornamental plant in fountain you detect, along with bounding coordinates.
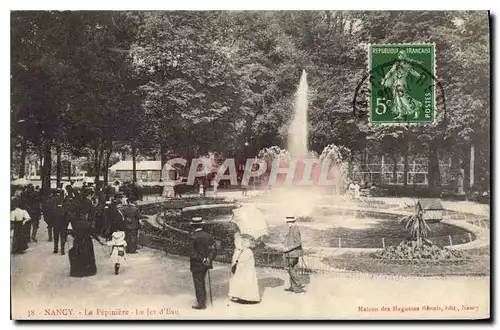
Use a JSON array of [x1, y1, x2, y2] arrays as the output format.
[[372, 213, 464, 262]]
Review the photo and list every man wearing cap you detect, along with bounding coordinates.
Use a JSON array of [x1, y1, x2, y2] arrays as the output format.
[[189, 217, 217, 310], [284, 216, 305, 293]]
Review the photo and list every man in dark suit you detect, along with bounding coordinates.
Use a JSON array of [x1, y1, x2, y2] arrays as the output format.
[[284, 216, 305, 293], [42, 190, 56, 242], [189, 217, 217, 310], [109, 195, 127, 233], [22, 184, 42, 243], [52, 188, 70, 255]]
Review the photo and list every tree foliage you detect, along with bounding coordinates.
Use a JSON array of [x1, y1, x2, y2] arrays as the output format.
[[11, 11, 490, 190]]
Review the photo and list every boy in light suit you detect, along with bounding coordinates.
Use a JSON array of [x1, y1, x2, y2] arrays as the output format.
[[284, 216, 305, 293]]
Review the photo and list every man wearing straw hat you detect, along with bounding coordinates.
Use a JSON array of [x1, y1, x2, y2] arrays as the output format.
[[189, 217, 217, 310], [284, 216, 306, 293]]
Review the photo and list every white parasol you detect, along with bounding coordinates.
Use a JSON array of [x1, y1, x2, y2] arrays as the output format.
[[231, 204, 268, 239], [11, 177, 32, 186]]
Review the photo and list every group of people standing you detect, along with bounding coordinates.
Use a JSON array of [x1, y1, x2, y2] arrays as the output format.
[[11, 182, 142, 277], [10, 184, 42, 254], [13, 181, 308, 309]]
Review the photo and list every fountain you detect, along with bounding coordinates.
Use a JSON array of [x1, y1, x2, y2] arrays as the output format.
[[288, 69, 309, 159], [255, 71, 476, 252], [138, 69, 478, 266], [262, 70, 336, 221]]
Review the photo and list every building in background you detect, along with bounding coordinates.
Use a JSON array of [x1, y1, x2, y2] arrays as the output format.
[[108, 160, 177, 183]]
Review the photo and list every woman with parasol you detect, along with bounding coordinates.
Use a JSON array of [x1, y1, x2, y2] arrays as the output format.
[[228, 204, 268, 303]]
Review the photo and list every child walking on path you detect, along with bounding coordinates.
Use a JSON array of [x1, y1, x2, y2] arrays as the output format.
[[106, 230, 127, 275]]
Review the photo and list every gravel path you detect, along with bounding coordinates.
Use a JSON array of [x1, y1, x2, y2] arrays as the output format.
[[11, 226, 489, 320]]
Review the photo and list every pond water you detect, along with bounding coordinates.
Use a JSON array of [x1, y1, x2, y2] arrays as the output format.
[[141, 201, 475, 250], [262, 211, 475, 249]]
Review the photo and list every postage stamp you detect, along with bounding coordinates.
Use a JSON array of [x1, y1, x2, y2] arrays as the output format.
[[369, 44, 436, 125]]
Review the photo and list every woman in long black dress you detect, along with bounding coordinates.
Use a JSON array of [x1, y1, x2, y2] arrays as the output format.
[[68, 189, 103, 277], [10, 198, 30, 254]]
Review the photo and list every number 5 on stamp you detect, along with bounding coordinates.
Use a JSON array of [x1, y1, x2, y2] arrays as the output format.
[[369, 44, 436, 125]]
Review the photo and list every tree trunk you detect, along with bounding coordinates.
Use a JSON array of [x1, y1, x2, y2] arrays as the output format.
[[67, 158, 72, 182], [132, 144, 137, 183], [103, 139, 112, 186], [160, 142, 167, 165], [56, 145, 62, 187], [38, 147, 43, 178], [160, 142, 166, 181], [10, 143, 14, 179], [403, 152, 409, 187], [463, 148, 471, 194], [348, 152, 354, 179], [98, 144, 105, 183], [18, 139, 27, 178], [391, 155, 398, 184], [450, 152, 460, 191], [93, 144, 99, 183], [41, 139, 52, 194], [470, 143, 475, 190], [403, 132, 409, 187], [94, 143, 104, 188], [427, 141, 440, 189]]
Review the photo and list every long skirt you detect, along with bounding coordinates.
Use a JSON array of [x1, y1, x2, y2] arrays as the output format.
[[69, 234, 97, 277], [228, 249, 260, 302], [11, 222, 28, 254], [125, 230, 138, 253]]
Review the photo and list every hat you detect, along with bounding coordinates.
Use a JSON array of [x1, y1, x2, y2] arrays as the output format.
[[286, 216, 296, 223], [190, 217, 204, 225], [112, 231, 125, 240]]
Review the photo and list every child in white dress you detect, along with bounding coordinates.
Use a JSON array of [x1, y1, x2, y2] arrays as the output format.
[[106, 231, 127, 275]]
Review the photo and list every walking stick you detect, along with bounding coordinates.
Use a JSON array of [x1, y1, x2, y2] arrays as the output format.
[[301, 255, 309, 272], [207, 270, 213, 307]]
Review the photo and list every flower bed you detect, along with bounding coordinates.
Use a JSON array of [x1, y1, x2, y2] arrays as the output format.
[[372, 240, 465, 261], [322, 250, 489, 276]]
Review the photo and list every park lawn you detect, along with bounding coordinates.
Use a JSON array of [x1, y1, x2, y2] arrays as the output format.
[[266, 219, 474, 249], [322, 250, 490, 277]]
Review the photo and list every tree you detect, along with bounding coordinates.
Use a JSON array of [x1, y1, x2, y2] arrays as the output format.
[[131, 12, 240, 162]]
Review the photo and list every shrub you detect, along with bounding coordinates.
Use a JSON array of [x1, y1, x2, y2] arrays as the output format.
[[372, 240, 465, 261], [399, 214, 430, 244]]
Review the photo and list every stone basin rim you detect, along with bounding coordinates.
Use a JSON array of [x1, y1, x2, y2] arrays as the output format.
[[140, 200, 489, 252]]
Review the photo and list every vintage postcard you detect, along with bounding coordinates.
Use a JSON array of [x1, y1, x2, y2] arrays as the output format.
[[10, 10, 490, 320]]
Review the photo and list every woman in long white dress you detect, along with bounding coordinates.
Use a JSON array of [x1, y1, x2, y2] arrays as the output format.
[[228, 231, 260, 303]]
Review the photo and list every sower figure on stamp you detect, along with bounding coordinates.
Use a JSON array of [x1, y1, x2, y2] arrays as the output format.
[[283, 216, 306, 293], [189, 217, 217, 310], [381, 50, 423, 120]]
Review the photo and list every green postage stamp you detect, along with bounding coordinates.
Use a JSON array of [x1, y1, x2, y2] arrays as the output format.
[[369, 44, 436, 125]]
